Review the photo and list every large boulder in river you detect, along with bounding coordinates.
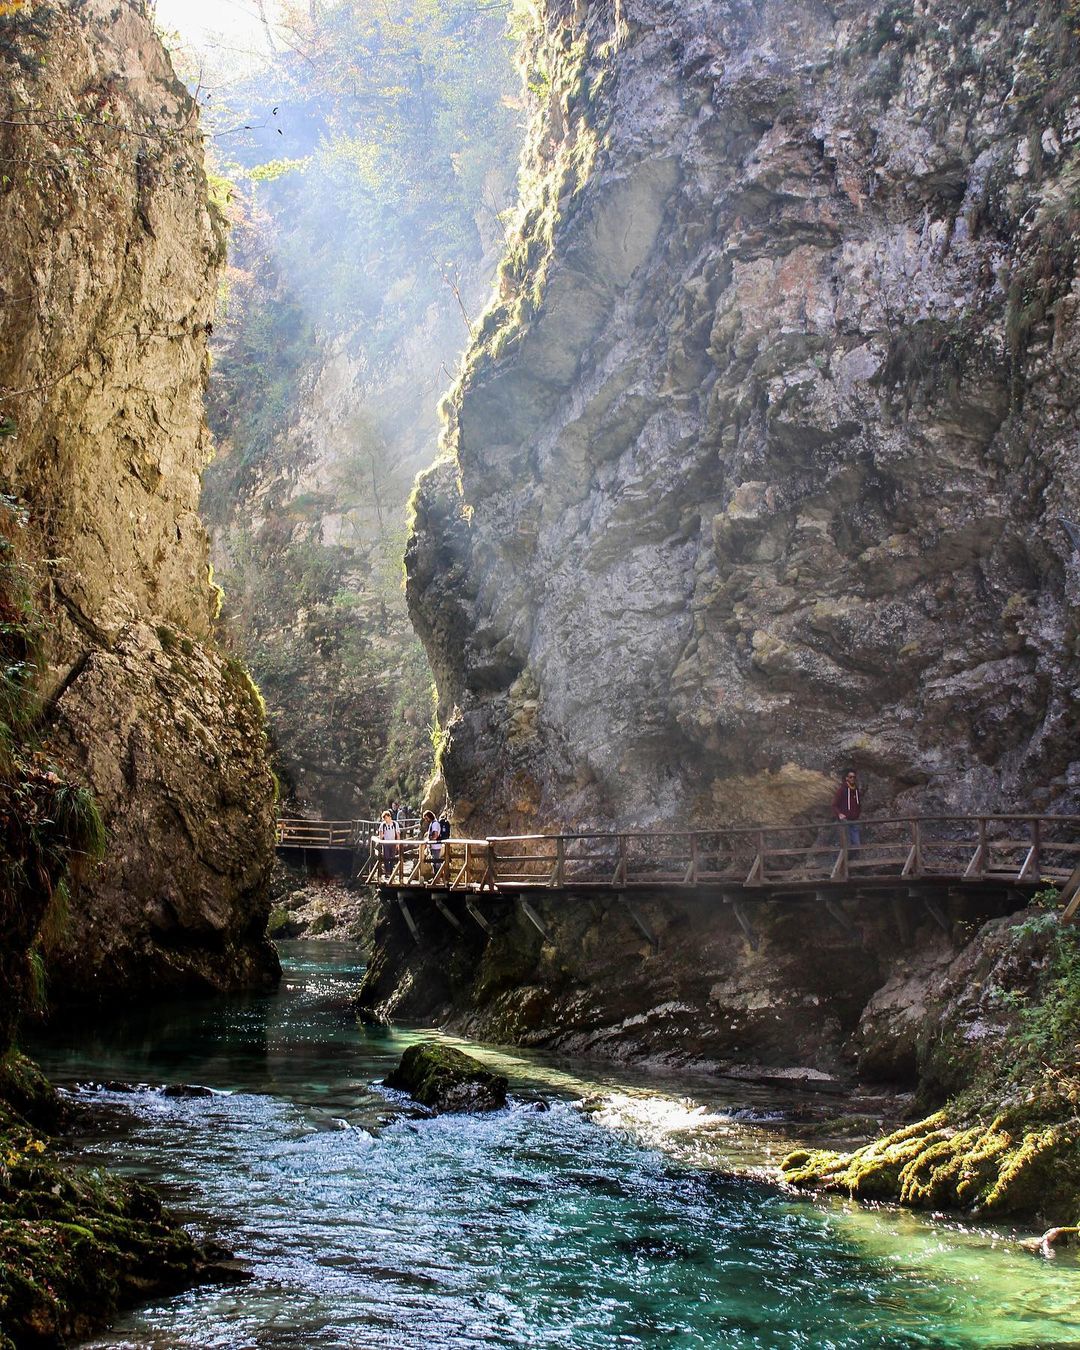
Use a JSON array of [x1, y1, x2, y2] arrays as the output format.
[[385, 1044, 508, 1114]]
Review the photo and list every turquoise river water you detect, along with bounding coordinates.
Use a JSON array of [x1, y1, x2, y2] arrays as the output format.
[[28, 941, 1080, 1350]]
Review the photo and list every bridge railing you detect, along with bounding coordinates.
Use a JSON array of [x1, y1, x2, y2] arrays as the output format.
[[357, 814, 1080, 892], [362, 836, 497, 889], [276, 818, 360, 849]]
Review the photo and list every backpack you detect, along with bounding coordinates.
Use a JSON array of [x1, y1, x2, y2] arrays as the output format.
[[438, 816, 451, 841]]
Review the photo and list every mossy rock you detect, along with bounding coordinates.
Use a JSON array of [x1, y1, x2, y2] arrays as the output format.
[[266, 907, 301, 939], [307, 911, 338, 936], [781, 1108, 1080, 1224], [0, 1052, 63, 1131], [0, 1061, 211, 1347], [384, 1043, 508, 1114]]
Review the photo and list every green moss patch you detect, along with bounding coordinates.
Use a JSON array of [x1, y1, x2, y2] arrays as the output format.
[[385, 1043, 508, 1114], [0, 1061, 212, 1347], [784, 894, 1080, 1226], [782, 1101, 1080, 1224]]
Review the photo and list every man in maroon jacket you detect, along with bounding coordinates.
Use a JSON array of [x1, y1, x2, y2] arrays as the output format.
[[832, 769, 862, 849]]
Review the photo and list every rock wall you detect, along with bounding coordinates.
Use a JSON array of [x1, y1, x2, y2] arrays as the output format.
[[357, 884, 1013, 1080], [407, 0, 1080, 835], [0, 0, 278, 1002]]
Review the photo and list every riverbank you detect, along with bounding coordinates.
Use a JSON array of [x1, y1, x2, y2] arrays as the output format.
[[780, 900, 1080, 1232], [265, 861, 380, 948], [0, 1054, 216, 1349], [356, 883, 1080, 1233]]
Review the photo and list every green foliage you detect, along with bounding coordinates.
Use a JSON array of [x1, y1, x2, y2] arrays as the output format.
[[0, 1, 56, 73], [36, 877, 69, 957], [48, 785, 106, 872], [206, 170, 235, 215], [25, 948, 45, 1015], [247, 158, 308, 183], [223, 655, 267, 720], [197, 0, 523, 817], [0, 496, 43, 774], [1014, 925, 1080, 1063]]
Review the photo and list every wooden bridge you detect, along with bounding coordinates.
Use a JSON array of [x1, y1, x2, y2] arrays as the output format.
[[277, 813, 1080, 935]]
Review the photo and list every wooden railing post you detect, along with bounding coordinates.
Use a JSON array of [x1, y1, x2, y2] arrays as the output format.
[[1019, 817, 1042, 881], [552, 836, 565, 889], [831, 826, 849, 882], [902, 818, 923, 878], [687, 833, 699, 886], [745, 831, 764, 886], [965, 817, 987, 879]]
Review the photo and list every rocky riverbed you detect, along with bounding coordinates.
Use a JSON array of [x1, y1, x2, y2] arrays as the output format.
[[266, 862, 382, 949]]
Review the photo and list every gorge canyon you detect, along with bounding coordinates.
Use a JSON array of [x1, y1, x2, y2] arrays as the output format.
[[1, 0, 1080, 1342]]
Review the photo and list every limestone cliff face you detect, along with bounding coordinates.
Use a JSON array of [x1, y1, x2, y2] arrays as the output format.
[[0, 0, 278, 1001], [408, 0, 1080, 834]]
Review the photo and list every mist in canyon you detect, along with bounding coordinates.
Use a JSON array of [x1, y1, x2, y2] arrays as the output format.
[[165, 0, 523, 818]]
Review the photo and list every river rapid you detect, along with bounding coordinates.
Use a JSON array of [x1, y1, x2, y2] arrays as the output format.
[[28, 941, 1080, 1350]]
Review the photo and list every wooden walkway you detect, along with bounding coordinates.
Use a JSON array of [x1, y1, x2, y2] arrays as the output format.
[[275, 813, 1080, 930]]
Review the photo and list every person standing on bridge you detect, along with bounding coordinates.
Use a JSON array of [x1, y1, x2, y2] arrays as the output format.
[[422, 809, 443, 878], [832, 769, 862, 850], [379, 810, 400, 878]]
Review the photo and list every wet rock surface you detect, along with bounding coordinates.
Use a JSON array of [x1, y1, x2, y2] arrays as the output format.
[[0, 1054, 217, 1350], [407, 0, 1080, 836], [357, 884, 1019, 1078], [384, 1043, 509, 1114]]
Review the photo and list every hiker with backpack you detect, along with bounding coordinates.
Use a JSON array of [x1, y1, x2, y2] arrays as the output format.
[[378, 809, 400, 878]]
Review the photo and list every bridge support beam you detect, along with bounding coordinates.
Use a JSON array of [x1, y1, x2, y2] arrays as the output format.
[[923, 897, 951, 935], [396, 895, 421, 946], [433, 895, 463, 932], [892, 896, 913, 945], [617, 893, 658, 954], [465, 898, 493, 935], [518, 895, 551, 941], [726, 896, 760, 951], [819, 891, 859, 938]]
